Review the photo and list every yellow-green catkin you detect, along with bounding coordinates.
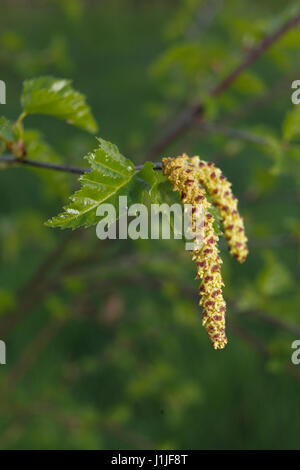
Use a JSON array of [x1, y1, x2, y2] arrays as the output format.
[[193, 158, 248, 263], [162, 154, 248, 349], [162, 154, 227, 349]]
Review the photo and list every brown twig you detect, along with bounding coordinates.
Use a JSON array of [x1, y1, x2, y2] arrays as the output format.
[[0, 153, 162, 173]]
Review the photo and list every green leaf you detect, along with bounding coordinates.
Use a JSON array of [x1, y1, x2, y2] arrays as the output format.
[[282, 106, 300, 142], [21, 76, 98, 133], [0, 117, 15, 142], [46, 137, 137, 229], [98, 162, 161, 227], [150, 175, 179, 206], [137, 161, 166, 202]]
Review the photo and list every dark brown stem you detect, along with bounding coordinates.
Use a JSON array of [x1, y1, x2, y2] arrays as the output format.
[[0, 154, 162, 173]]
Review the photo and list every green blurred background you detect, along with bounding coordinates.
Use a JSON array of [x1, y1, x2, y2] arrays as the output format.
[[0, 0, 300, 449]]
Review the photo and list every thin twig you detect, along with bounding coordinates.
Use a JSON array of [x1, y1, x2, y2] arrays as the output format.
[[0, 154, 162, 174]]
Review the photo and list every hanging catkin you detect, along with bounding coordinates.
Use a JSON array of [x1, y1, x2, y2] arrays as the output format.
[[193, 158, 248, 263], [162, 154, 248, 349]]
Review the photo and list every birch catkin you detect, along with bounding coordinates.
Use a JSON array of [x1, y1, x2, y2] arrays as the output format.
[[162, 154, 248, 349], [193, 158, 248, 263]]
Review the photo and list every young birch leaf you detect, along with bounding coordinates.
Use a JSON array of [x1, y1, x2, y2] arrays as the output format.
[[136, 161, 166, 201], [46, 137, 136, 229], [21, 77, 98, 133], [98, 162, 160, 228], [46, 142, 161, 230]]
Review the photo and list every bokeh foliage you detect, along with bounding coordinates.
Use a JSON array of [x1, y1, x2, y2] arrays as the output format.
[[0, 0, 300, 450]]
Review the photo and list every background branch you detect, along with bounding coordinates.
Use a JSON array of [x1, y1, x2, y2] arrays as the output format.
[[146, 10, 300, 159]]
